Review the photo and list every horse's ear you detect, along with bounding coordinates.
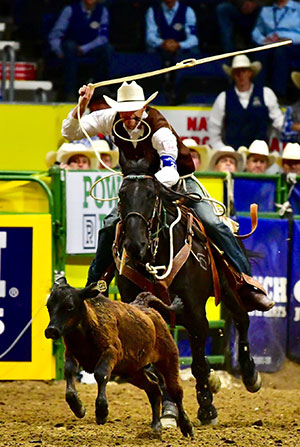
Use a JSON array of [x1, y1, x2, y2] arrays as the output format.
[[118, 150, 128, 172]]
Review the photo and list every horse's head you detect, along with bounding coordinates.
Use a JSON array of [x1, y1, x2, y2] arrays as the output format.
[[118, 158, 158, 263]]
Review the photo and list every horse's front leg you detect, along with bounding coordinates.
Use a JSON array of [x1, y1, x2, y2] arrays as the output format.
[[222, 283, 262, 393], [94, 348, 118, 425], [65, 352, 86, 418], [187, 313, 218, 426]]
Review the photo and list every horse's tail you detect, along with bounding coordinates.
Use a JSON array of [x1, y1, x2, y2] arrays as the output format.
[[132, 291, 184, 315]]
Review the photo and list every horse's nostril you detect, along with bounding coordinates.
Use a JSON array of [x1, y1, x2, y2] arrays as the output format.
[[45, 326, 60, 340]]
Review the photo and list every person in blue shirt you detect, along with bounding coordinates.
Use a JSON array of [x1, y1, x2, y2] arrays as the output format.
[[281, 72, 300, 144], [145, 0, 200, 104], [252, 0, 300, 101], [48, 0, 110, 101]]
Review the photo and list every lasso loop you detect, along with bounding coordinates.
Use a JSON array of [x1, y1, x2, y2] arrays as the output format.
[[112, 118, 151, 142], [89, 172, 123, 202]]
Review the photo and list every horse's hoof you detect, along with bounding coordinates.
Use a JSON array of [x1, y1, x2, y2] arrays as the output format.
[[208, 369, 221, 394], [160, 416, 177, 429], [96, 398, 109, 424], [66, 391, 86, 418], [161, 400, 178, 428], [197, 416, 218, 426], [197, 405, 218, 426], [244, 371, 262, 393], [96, 416, 107, 425]]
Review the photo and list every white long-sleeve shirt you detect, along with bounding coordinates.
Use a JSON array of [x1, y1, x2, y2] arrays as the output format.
[[62, 108, 179, 160], [208, 84, 284, 150]]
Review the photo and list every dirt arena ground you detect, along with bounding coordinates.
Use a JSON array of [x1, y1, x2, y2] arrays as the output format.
[[0, 360, 299, 447]]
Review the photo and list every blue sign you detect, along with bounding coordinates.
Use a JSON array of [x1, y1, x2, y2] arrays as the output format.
[[288, 219, 300, 361], [0, 227, 32, 361], [236, 217, 289, 372], [234, 178, 277, 212]]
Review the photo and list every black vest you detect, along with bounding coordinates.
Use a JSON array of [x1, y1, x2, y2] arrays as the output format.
[[224, 85, 270, 149]]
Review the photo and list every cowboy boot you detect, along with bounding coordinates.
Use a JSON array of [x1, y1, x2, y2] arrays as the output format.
[[238, 273, 275, 312]]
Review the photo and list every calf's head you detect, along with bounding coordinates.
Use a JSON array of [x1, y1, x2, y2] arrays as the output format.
[[45, 279, 99, 340]]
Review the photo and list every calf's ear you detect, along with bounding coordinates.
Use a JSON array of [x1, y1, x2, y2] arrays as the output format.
[[78, 283, 100, 300]]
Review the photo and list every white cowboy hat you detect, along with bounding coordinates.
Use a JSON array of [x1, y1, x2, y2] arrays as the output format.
[[182, 138, 211, 171], [208, 146, 244, 171], [222, 55, 262, 77], [277, 142, 300, 167], [92, 140, 119, 168], [103, 81, 158, 112], [291, 71, 300, 90], [238, 140, 275, 167], [46, 142, 98, 169]]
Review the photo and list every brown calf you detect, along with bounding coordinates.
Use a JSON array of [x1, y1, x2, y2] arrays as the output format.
[[45, 279, 193, 437]]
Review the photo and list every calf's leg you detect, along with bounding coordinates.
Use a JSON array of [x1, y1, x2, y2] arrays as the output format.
[[94, 348, 118, 425], [65, 353, 86, 418]]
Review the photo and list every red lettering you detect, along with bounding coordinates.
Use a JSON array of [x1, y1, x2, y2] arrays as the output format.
[[198, 117, 207, 131], [187, 117, 197, 131]]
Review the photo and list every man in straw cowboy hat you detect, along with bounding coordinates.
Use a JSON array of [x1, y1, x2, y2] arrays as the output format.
[[277, 142, 300, 175], [46, 142, 99, 170], [238, 139, 280, 174], [182, 138, 211, 171], [208, 146, 244, 173], [281, 72, 300, 144], [208, 54, 283, 151], [62, 80, 275, 312]]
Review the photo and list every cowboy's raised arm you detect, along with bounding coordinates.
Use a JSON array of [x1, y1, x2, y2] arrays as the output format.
[[62, 84, 115, 141]]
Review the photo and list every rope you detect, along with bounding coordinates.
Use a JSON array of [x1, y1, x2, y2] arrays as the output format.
[[112, 118, 151, 142], [146, 205, 182, 280], [89, 40, 292, 89]]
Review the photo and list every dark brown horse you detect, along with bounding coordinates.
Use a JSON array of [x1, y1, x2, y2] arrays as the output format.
[[115, 157, 261, 426]]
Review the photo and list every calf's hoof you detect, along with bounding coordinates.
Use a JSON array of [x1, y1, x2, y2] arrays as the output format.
[[66, 391, 86, 418], [243, 370, 262, 393], [197, 405, 218, 426], [151, 420, 162, 435], [179, 414, 194, 438]]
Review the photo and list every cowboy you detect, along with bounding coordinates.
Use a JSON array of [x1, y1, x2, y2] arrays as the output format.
[[61, 80, 275, 312], [208, 54, 284, 150], [209, 146, 244, 173], [277, 142, 300, 175], [182, 138, 211, 171], [238, 140, 279, 174], [46, 142, 99, 170], [281, 71, 300, 144]]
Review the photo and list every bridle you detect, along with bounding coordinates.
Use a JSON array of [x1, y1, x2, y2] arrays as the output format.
[[119, 174, 162, 255]]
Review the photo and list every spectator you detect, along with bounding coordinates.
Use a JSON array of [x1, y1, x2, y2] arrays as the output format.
[[48, 0, 110, 101], [92, 140, 119, 169], [208, 146, 244, 173], [238, 139, 279, 173], [208, 54, 284, 150], [46, 142, 98, 170], [252, 0, 300, 101], [182, 138, 211, 171], [281, 71, 300, 144], [145, 0, 200, 103], [216, 0, 261, 53], [277, 142, 300, 174]]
